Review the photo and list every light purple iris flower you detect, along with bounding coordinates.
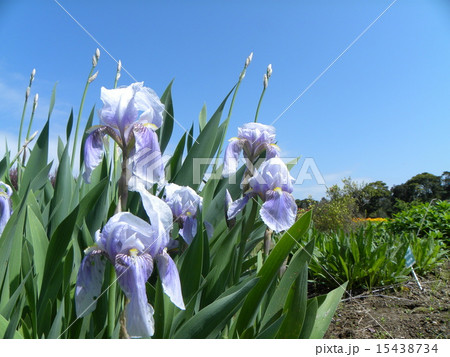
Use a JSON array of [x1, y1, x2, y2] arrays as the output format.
[[75, 187, 184, 338], [83, 82, 165, 185], [163, 183, 213, 244], [0, 182, 13, 235], [222, 122, 280, 177], [227, 158, 297, 233]]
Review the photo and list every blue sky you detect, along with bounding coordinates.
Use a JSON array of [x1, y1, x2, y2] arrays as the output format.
[[1, 0, 449, 199]]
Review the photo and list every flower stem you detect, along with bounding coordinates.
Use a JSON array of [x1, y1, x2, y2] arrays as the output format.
[[254, 87, 266, 123], [9, 132, 37, 167], [18, 70, 34, 154], [234, 200, 258, 284], [263, 227, 273, 259], [227, 71, 245, 121], [17, 97, 29, 154], [119, 304, 130, 339], [213, 67, 246, 172], [118, 153, 129, 212], [107, 266, 117, 338], [112, 69, 120, 186], [21, 103, 38, 166], [16, 99, 28, 187], [25, 106, 36, 142], [71, 66, 94, 169], [17, 85, 33, 185]]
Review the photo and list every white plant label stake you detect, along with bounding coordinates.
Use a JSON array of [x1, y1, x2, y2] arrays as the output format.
[[405, 246, 422, 291]]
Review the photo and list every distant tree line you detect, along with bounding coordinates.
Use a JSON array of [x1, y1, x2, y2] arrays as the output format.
[[296, 171, 450, 220]]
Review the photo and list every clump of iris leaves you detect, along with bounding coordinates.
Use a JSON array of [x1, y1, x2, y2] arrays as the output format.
[[0, 51, 347, 339]]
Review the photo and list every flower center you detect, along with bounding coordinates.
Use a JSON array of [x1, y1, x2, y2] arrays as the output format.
[[273, 187, 282, 193]]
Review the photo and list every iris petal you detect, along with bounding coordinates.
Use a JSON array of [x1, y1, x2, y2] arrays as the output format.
[[164, 184, 183, 217], [260, 190, 297, 233], [126, 301, 155, 339], [237, 122, 276, 143], [222, 138, 243, 177], [98, 82, 165, 147], [227, 194, 250, 220], [248, 171, 270, 198], [164, 183, 201, 218], [136, 186, 173, 254], [83, 128, 106, 183], [265, 143, 280, 159], [99, 83, 141, 135], [155, 250, 185, 310], [115, 253, 154, 338], [179, 216, 197, 244], [0, 182, 12, 235], [134, 86, 165, 129], [225, 189, 233, 211], [96, 212, 153, 258], [249, 158, 294, 195], [0, 198, 11, 235], [238, 123, 276, 158], [75, 249, 106, 318], [129, 124, 164, 186]]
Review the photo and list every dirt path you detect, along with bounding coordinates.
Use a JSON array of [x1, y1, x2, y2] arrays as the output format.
[[324, 263, 449, 339]]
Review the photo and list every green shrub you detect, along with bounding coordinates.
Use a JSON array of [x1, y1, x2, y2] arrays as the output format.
[[308, 224, 447, 291], [409, 231, 447, 275], [387, 200, 450, 245], [311, 194, 358, 232]]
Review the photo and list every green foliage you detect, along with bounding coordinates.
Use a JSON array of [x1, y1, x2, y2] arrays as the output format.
[[441, 171, 450, 199], [309, 223, 447, 291], [408, 232, 447, 275], [310, 175, 448, 225], [0, 59, 347, 340], [392, 172, 445, 204], [360, 181, 392, 218], [309, 226, 408, 290], [386, 200, 450, 245], [311, 182, 358, 232]]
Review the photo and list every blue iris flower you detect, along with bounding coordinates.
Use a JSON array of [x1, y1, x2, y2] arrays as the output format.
[[83, 82, 165, 185], [222, 122, 280, 177], [75, 187, 185, 338], [226, 158, 297, 233], [163, 183, 213, 244]]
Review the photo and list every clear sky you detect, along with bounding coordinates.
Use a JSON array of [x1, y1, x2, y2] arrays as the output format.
[[1, 0, 449, 199]]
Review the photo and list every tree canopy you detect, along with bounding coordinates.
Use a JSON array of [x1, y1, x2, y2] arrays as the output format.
[[297, 171, 449, 220]]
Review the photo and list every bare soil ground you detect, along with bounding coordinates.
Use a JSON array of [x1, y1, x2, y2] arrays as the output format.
[[324, 262, 449, 339]]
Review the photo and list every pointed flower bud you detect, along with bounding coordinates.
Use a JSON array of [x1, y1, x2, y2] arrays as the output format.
[[117, 60, 122, 73], [263, 74, 268, 89], [29, 131, 38, 142], [33, 93, 39, 110], [267, 64, 272, 78], [31, 68, 36, 82], [95, 48, 100, 60], [92, 55, 98, 67], [245, 52, 253, 68], [25, 87, 30, 100], [88, 71, 98, 83], [115, 72, 121, 81]]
